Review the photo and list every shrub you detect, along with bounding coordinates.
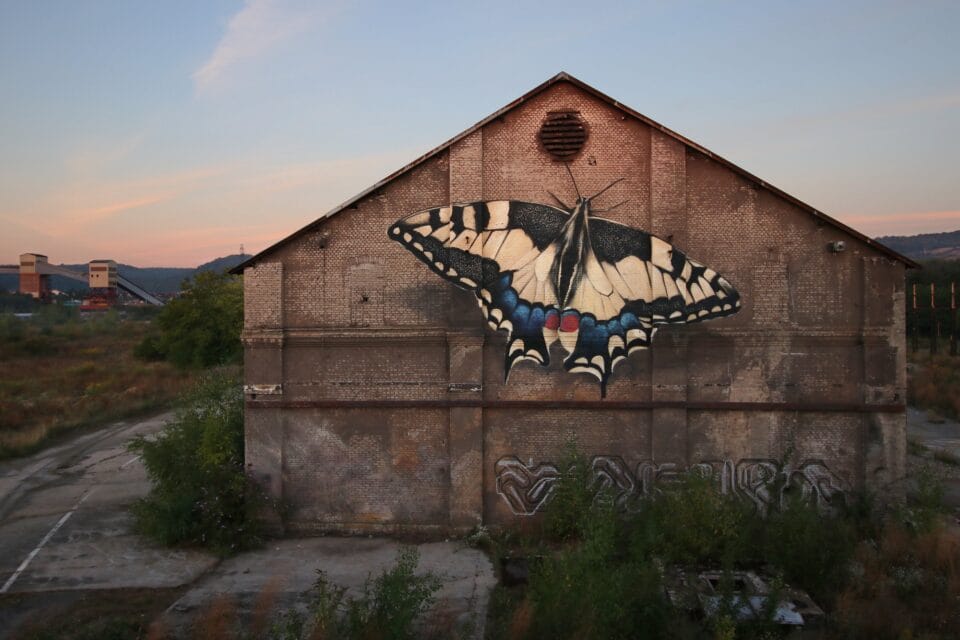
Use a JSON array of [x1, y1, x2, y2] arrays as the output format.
[[129, 370, 263, 555], [632, 472, 761, 567], [543, 441, 597, 542], [277, 547, 441, 640], [137, 270, 242, 369], [762, 495, 856, 602], [526, 500, 669, 639]]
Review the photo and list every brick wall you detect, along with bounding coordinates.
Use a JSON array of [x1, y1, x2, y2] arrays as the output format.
[[241, 79, 906, 533]]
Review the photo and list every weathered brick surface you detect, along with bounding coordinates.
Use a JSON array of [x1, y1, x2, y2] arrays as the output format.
[[241, 79, 908, 533], [282, 408, 449, 531], [244, 262, 283, 329]]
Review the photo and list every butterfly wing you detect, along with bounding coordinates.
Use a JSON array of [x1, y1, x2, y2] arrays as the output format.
[[389, 201, 569, 373], [389, 200, 741, 394], [558, 216, 741, 387]]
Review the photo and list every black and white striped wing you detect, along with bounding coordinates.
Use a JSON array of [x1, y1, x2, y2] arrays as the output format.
[[389, 201, 569, 373], [388, 201, 741, 394], [559, 216, 741, 386]]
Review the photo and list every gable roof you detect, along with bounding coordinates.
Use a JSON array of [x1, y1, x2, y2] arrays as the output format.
[[232, 72, 917, 273]]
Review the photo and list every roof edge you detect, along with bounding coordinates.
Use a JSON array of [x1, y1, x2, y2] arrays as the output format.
[[232, 71, 917, 273]]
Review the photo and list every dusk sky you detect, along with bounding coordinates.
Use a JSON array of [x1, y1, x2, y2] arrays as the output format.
[[1, 1, 958, 267]]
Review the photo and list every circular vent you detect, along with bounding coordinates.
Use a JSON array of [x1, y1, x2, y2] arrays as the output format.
[[539, 111, 587, 160]]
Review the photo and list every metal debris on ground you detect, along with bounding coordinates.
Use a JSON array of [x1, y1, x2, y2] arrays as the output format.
[[664, 568, 823, 627]]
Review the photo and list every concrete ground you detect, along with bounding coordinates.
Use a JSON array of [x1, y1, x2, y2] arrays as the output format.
[[3, 406, 955, 637], [0, 412, 495, 639], [906, 407, 960, 511]]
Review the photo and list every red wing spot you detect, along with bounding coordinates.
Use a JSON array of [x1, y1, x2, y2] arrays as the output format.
[[544, 310, 560, 330], [559, 312, 580, 332]]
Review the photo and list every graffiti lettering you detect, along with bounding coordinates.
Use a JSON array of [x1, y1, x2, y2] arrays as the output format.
[[495, 455, 846, 516]]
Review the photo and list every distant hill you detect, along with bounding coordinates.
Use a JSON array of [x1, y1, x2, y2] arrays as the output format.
[[196, 254, 248, 274], [0, 254, 250, 295], [878, 230, 960, 261]]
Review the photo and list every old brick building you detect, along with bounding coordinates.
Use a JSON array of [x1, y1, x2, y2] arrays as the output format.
[[233, 73, 914, 534]]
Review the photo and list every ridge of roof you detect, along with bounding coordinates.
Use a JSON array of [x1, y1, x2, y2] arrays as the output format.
[[231, 71, 917, 273]]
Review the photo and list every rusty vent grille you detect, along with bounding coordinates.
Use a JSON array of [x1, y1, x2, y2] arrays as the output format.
[[539, 111, 587, 160]]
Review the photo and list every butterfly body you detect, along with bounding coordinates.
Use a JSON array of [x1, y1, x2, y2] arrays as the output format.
[[389, 197, 740, 396]]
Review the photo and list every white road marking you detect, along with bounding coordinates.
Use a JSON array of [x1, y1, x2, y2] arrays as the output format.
[[1, 489, 94, 593], [120, 455, 141, 469]]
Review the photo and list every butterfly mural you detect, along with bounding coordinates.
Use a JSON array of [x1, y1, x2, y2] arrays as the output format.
[[388, 178, 741, 396]]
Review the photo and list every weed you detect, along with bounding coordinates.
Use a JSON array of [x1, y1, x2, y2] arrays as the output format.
[[834, 525, 960, 639], [259, 547, 441, 640], [526, 498, 669, 639], [543, 440, 597, 542], [632, 472, 761, 567], [898, 464, 947, 534], [762, 495, 856, 602]]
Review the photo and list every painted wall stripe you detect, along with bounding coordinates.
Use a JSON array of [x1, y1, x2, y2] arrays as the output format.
[[0, 489, 93, 594]]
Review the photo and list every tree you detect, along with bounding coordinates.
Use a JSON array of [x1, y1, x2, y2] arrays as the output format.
[[137, 270, 243, 368]]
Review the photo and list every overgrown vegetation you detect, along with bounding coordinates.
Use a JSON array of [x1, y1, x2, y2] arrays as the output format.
[[136, 270, 243, 369], [3, 587, 183, 640], [0, 307, 191, 458], [484, 445, 959, 640], [262, 547, 442, 640], [909, 350, 960, 420], [130, 370, 264, 556]]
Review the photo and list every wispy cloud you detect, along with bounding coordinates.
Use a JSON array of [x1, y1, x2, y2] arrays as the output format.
[[193, 0, 333, 92], [10, 164, 230, 240], [65, 195, 170, 230]]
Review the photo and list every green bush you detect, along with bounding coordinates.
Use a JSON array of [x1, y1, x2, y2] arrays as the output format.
[[0, 292, 39, 313], [762, 495, 856, 602], [543, 441, 597, 542], [137, 270, 242, 369], [277, 547, 441, 640], [632, 473, 761, 567], [129, 370, 263, 555], [527, 500, 669, 639]]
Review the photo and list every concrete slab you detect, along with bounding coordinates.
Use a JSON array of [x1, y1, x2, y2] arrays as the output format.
[[907, 407, 960, 511], [0, 412, 498, 638], [160, 538, 496, 639], [8, 510, 219, 592], [907, 407, 960, 458]]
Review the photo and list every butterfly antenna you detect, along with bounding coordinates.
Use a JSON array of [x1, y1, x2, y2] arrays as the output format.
[[592, 199, 630, 213], [547, 190, 572, 210], [564, 163, 582, 199], [590, 177, 626, 201]]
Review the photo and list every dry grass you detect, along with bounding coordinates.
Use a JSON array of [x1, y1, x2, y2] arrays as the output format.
[[3, 587, 184, 640], [251, 576, 286, 638], [0, 312, 193, 459], [833, 524, 960, 639], [908, 351, 960, 421], [191, 594, 239, 640]]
